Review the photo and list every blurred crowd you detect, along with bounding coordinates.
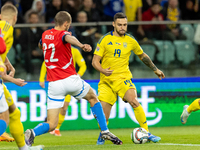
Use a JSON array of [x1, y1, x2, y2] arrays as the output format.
[[0, 0, 200, 80]]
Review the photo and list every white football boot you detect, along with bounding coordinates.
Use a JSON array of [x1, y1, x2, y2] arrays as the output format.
[[180, 105, 190, 124]]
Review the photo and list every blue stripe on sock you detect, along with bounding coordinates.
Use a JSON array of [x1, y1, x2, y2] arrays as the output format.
[[0, 119, 7, 136], [33, 123, 50, 136], [90, 102, 108, 131]]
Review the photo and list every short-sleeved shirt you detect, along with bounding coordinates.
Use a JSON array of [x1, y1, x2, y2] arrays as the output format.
[[41, 28, 76, 81], [124, 0, 142, 22], [94, 31, 143, 82], [39, 46, 86, 82], [0, 21, 14, 62]]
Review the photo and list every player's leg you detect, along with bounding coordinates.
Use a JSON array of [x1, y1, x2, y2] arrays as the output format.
[[25, 108, 60, 146], [94, 81, 118, 145], [123, 88, 148, 131], [96, 101, 112, 145], [0, 83, 9, 136], [180, 98, 200, 124], [50, 95, 70, 136], [4, 84, 44, 149], [83, 87, 122, 145], [25, 80, 65, 146], [121, 79, 161, 143]]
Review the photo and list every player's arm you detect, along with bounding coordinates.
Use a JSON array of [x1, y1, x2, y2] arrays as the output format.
[[75, 50, 87, 77], [39, 61, 46, 88], [4, 57, 15, 77], [137, 52, 165, 80], [64, 34, 92, 52], [92, 54, 114, 76], [1, 74, 27, 87]]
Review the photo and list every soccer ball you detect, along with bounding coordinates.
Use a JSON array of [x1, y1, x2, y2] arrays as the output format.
[[131, 127, 148, 144]]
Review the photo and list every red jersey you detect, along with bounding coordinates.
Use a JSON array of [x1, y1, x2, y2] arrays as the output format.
[[41, 28, 76, 81]]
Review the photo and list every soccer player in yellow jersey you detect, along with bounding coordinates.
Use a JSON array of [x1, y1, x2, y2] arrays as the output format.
[[39, 46, 87, 136], [180, 99, 200, 124], [0, 4, 44, 150], [92, 12, 165, 145]]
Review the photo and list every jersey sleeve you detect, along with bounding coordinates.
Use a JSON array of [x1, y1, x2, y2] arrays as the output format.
[[132, 39, 143, 55], [94, 38, 106, 57], [62, 31, 71, 43], [73, 48, 87, 76], [39, 61, 47, 82]]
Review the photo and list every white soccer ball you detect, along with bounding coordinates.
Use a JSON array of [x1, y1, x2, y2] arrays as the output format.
[[131, 127, 148, 144]]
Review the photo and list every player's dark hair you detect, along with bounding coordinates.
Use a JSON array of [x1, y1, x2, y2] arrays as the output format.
[[28, 11, 38, 19], [1, 3, 18, 14], [113, 13, 127, 22], [54, 11, 71, 26]]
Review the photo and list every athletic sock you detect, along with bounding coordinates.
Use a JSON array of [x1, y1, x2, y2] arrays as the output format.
[[9, 108, 26, 148], [133, 104, 149, 132], [90, 102, 108, 131], [33, 123, 50, 136], [56, 113, 65, 130], [0, 119, 7, 136], [187, 99, 200, 113]]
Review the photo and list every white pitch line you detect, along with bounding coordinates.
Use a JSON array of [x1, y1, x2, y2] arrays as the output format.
[[1, 143, 200, 149], [158, 143, 200, 146]]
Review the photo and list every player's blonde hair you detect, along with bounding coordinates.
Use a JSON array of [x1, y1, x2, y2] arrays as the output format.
[[54, 11, 71, 26], [1, 4, 18, 18]]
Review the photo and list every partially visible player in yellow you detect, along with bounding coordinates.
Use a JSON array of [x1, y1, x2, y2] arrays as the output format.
[[39, 46, 87, 136], [92, 12, 165, 145], [181, 98, 200, 124], [0, 4, 44, 150]]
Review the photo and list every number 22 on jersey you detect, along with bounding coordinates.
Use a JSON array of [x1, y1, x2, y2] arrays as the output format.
[[43, 43, 58, 63]]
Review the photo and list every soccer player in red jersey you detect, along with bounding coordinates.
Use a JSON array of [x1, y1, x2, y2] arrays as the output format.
[[25, 11, 122, 146]]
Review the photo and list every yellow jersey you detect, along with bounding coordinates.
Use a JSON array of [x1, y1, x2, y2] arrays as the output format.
[[124, 0, 142, 22], [0, 20, 14, 62], [39, 46, 87, 82], [94, 31, 143, 81]]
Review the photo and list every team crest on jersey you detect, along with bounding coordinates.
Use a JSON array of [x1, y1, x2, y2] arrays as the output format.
[[107, 41, 113, 45], [96, 46, 100, 51], [115, 42, 121, 45], [123, 42, 127, 48]]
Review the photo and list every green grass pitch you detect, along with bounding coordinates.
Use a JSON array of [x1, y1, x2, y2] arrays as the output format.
[[1, 126, 200, 150]]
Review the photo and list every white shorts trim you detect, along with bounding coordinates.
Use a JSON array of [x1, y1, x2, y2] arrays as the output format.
[[47, 75, 90, 109]]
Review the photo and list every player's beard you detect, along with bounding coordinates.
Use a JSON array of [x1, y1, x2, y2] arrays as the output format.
[[116, 29, 126, 36]]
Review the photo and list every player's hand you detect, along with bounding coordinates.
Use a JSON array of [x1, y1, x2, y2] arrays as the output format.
[[39, 82, 45, 88], [102, 67, 114, 76], [82, 44, 92, 52], [14, 78, 27, 87], [154, 69, 165, 80]]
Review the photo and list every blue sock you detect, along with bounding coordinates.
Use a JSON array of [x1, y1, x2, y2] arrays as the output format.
[[90, 102, 108, 131], [0, 119, 7, 136], [33, 123, 50, 136]]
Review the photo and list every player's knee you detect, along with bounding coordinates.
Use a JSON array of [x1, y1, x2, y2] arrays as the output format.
[[198, 99, 200, 106], [128, 98, 139, 108], [9, 108, 21, 120], [47, 120, 58, 131]]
